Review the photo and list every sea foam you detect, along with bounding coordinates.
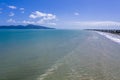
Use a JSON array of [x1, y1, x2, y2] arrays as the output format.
[[97, 32, 120, 44]]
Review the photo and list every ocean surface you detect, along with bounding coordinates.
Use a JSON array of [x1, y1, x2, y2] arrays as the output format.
[[0, 29, 120, 80]]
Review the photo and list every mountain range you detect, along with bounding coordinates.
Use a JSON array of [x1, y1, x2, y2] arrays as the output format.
[[0, 24, 55, 29]]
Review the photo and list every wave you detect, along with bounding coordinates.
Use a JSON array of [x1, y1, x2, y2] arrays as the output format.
[[97, 32, 120, 44]]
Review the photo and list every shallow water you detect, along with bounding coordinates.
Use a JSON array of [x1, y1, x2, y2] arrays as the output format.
[[0, 30, 120, 80], [0, 30, 85, 80]]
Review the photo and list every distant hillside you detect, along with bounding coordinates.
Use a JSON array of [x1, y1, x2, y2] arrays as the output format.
[[0, 24, 55, 29]]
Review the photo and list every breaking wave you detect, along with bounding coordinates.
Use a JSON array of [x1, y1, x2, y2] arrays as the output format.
[[97, 32, 120, 44]]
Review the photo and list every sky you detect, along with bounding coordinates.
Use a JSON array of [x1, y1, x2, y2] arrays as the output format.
[[0, 0, 120, 29]]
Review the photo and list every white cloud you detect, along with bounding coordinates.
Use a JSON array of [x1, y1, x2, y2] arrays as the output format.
[[74, 21, 120, 27], [19, 8, 25, 13], [8, 5, 17, 9], [28, 11, 57, 25], [7, 19, 16, 23], [35, 19, 56, 25], [74, 12, 79, 16], [58, 21, 120, 29], [22, 20, 35, 24], [29, 11, 56, 20], [29, 11, 47, 19], [22, 20, 56, 26], [47, 22, 56, 26], [42, 14, 56, 21], [9, 12, 15, 17], [36, 20, 44, 24]]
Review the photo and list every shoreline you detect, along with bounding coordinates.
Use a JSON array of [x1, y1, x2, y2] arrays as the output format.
[[86, 29, 120, 35]]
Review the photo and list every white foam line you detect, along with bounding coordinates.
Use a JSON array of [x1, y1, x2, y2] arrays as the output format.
[[97, 32, 120, 44], [36, 35, 84, 80], [37, 62, 63, 80], [36, 44, 80, 80]]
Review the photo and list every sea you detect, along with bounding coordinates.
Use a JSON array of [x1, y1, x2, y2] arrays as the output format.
[[0, 29, 120, 80]]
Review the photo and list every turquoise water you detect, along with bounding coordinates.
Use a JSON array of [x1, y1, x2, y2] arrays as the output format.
[[0, 30, 120, 80], [0, 30, 86, 80]]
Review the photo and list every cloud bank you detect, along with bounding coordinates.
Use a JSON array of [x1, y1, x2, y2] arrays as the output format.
[[22, 11, 57, 25], [74, 21, 120, 27], [29, 11, 56, 20], [58, 21, 120, 29]]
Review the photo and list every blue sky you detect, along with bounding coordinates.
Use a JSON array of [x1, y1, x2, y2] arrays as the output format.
[[0, 0, 120, 29]]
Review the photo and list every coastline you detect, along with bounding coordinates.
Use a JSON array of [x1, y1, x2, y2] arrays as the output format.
[[86, 29, 120, 35]]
